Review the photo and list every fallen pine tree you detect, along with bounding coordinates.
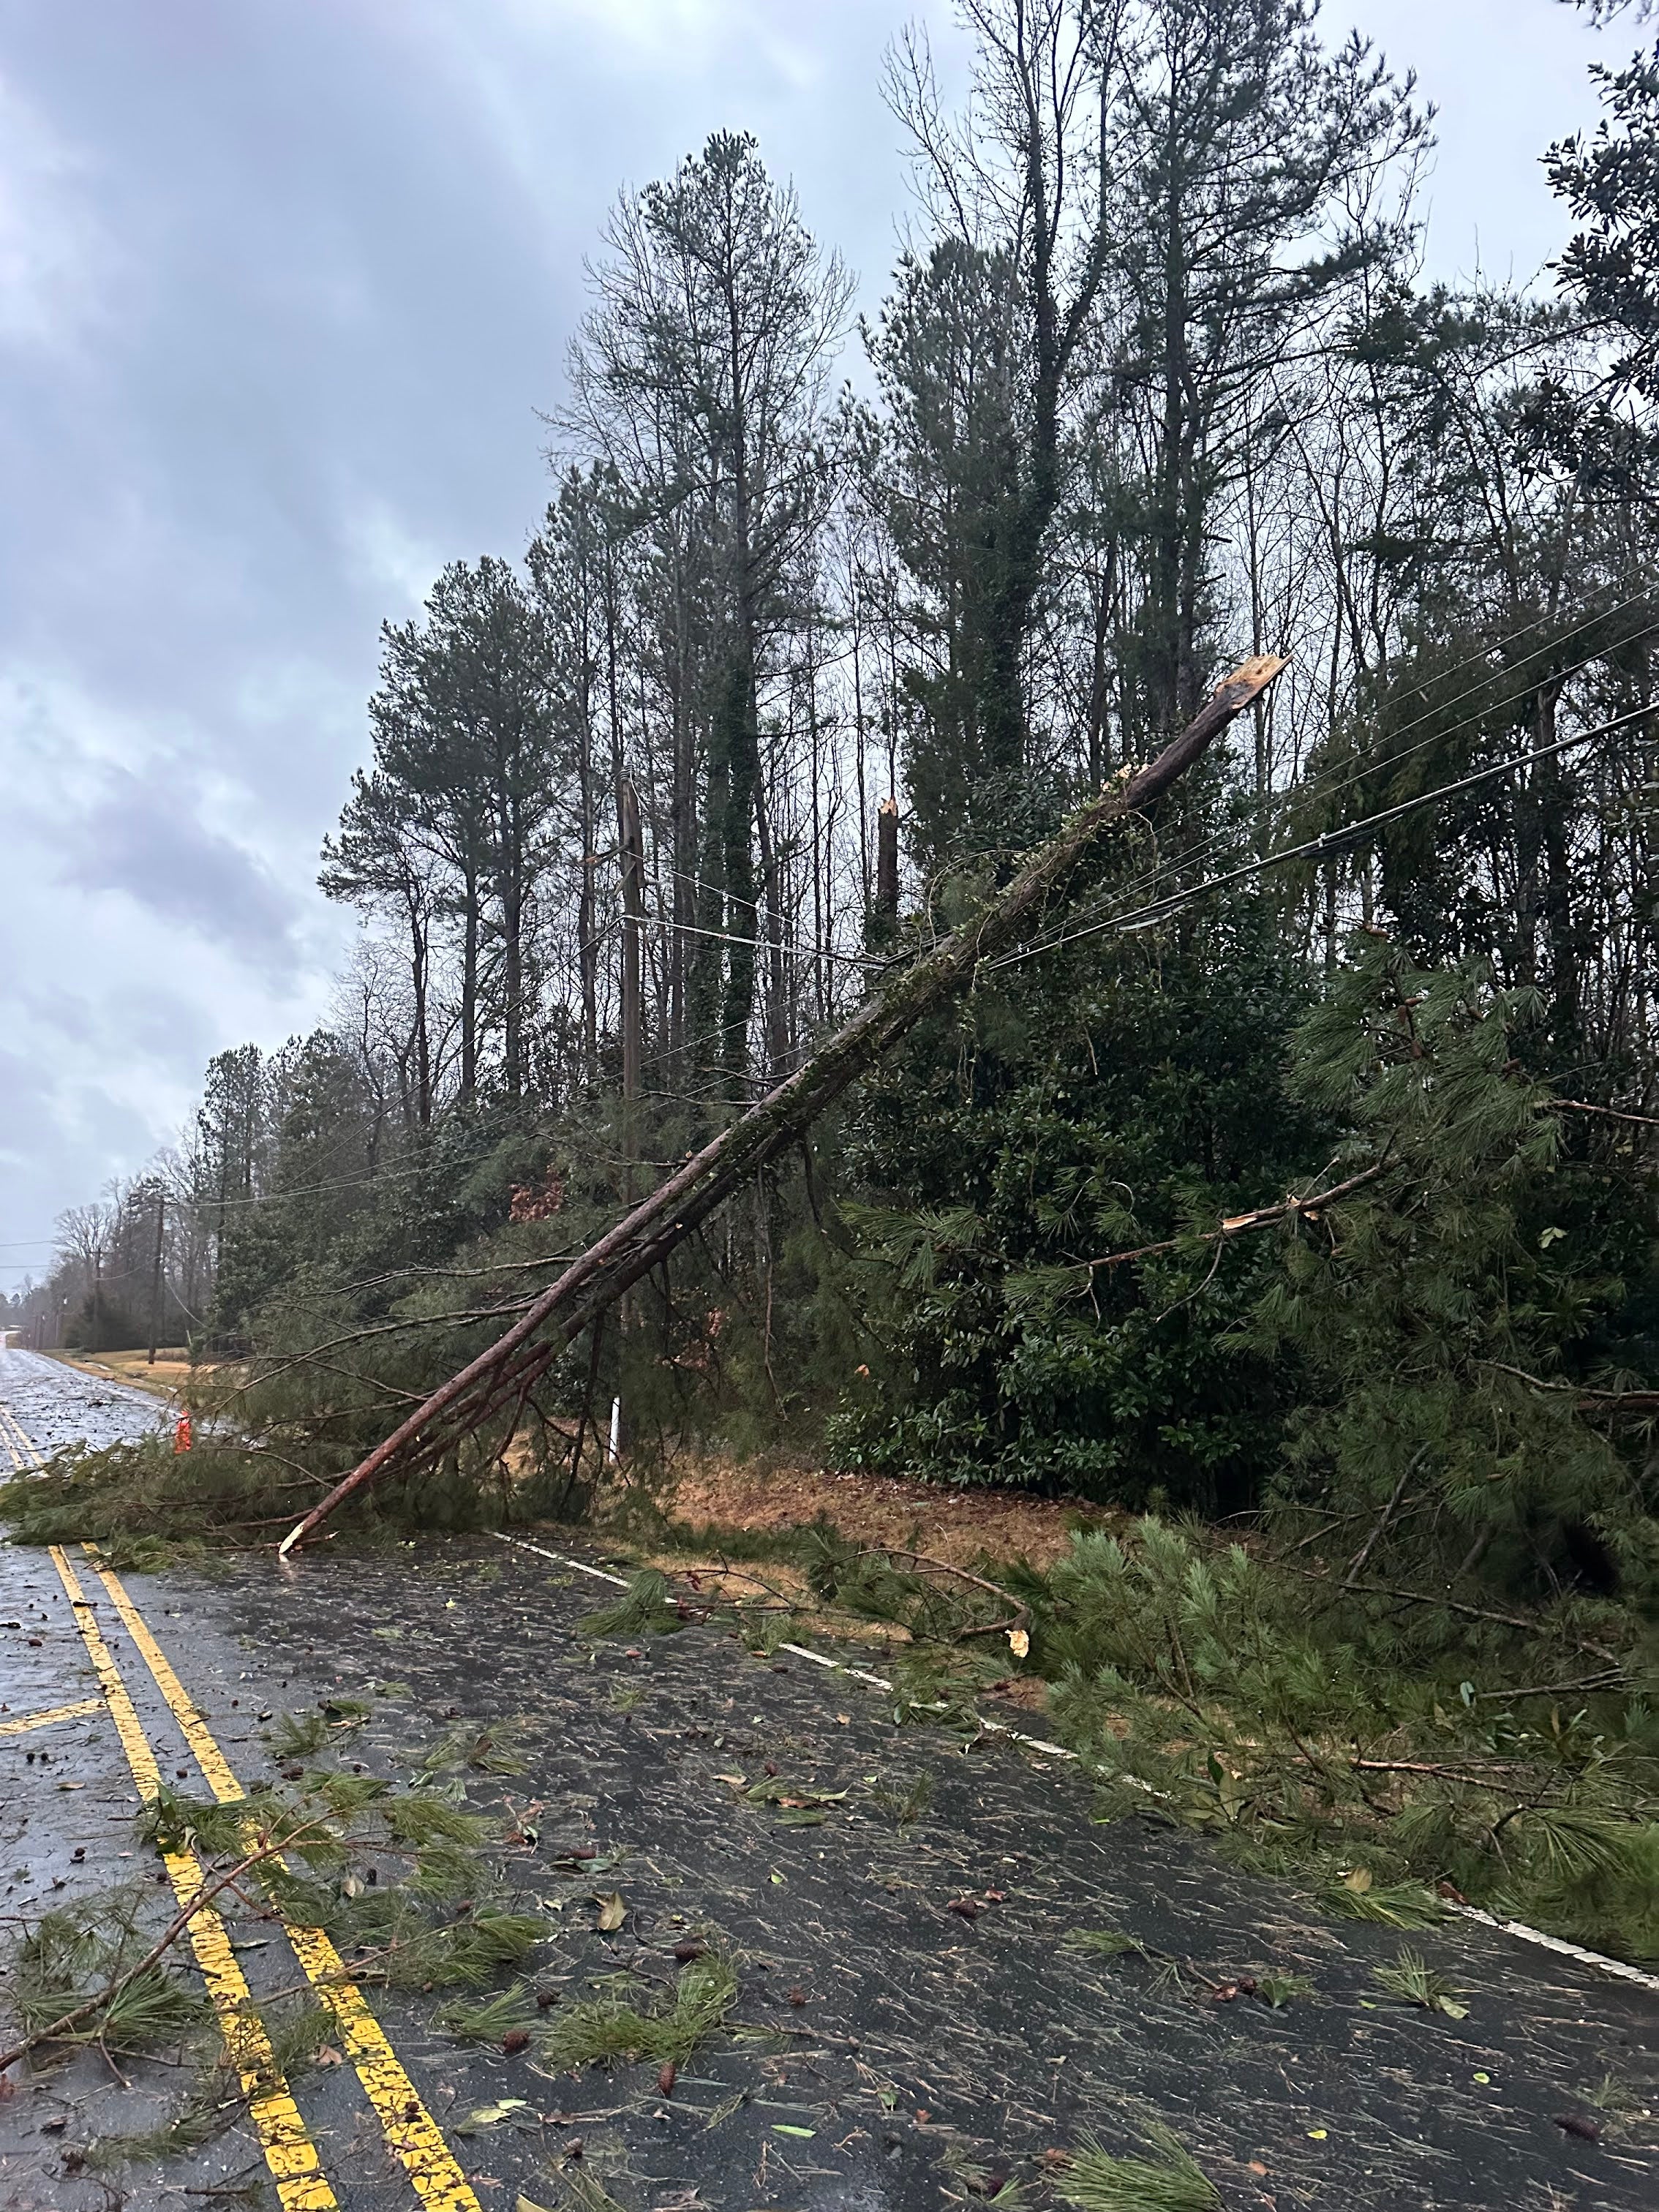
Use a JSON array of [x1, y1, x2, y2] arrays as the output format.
[[277, 655, 1287, 1556]]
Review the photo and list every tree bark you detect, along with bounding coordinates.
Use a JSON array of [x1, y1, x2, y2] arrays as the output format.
[[876, 798, 900, 920], [459, 859, 480, 1104]]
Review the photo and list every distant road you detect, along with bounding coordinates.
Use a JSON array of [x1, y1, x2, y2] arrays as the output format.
[[0, 1345, 167, 1469]]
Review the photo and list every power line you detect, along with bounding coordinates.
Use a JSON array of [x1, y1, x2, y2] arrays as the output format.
[[1010, 607, 1659, 970], [633, 909, 884, 971], [987, 704, 1651, 973]]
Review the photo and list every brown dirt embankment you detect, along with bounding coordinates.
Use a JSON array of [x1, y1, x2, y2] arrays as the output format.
[[658, 1452, 1118, 1573]]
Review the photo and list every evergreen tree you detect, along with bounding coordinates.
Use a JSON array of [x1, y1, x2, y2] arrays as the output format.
[[1246, 934, 1655, 1603], [830, 891, 1320, 1511], [859, 238, 1047, 861], [1550, 37, 1659, 396], [320, 772, 439, 1126], [565, 132, 849, 1086], [1104, 0, 1423, 737]]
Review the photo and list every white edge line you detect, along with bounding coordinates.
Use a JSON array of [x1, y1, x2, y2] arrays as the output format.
[[778, 1641, 896, 1693], [488, 1529, 1659, 1999], [1445, 1904, 1659, 1993], [489, 1527, 631, 1587]]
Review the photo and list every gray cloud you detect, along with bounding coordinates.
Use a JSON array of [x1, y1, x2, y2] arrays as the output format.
[[0, 1040, 161, 1284], [56, 770, 305, 979], [0, 0, 1618, 1286]]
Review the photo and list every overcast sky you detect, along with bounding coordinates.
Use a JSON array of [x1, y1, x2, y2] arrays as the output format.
[[0, 0, 1629, 1289]]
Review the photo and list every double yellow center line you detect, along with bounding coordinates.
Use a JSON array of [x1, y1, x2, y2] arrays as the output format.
[[78, 1547, 483, 2210], [0, 1399, 42, 1471], [49, 1544, 337, 2211], [26, 1529, 483, 2210]]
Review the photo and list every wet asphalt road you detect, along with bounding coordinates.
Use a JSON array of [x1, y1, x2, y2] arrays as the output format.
[[0, 1344, 168, 1456], [1, 1353, 1655, 2212]]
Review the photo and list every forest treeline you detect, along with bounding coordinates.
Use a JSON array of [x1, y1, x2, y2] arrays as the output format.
[[11, 0, 1658, 1602]]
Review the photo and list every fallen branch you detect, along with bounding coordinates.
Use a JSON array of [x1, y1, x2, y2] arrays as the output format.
[[1482, 1361, 1659, 1418], [1086, 1160, 1388, 1273], [279, 655, 1287, 1557], [1551, 1097, 1659, 1130], [1347, 1758, 1535, 1782], [1472, 1671, 1630, 1701], [0, 1841, 279, 2077], [1342, 1445, 1427, 1590], [1285, 1564, 1623, 1664], [852, 1548, 1033, 1640]]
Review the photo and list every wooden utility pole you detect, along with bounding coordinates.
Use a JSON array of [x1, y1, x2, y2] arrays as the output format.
[[619, 779, 645, 1204], [146, 1187, 166, 1366], [279, 657, 1287, 1557]]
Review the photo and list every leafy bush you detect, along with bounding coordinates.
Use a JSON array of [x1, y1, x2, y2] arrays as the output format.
[[827, 898, 1320, 1511]]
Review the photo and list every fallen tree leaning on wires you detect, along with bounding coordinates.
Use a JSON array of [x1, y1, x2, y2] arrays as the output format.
[[277, 653, 1287, 1556]]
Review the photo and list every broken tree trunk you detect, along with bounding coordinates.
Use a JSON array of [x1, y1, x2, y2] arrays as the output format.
[[278, 655, 1285, 1557], [876, 797, 900, 919]]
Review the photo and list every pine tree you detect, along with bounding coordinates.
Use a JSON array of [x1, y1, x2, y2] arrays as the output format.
[[1246, 934, 1652, 1603]]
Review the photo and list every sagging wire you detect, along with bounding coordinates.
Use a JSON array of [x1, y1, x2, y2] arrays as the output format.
[[1004, 618, 1659, 972], [987, 704, 1652, 972]]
